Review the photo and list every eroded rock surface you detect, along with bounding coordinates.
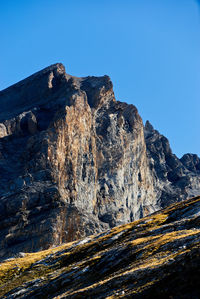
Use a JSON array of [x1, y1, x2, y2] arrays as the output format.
[[0, 63, 199, 259], [144, 120, 200, 207], [1, 196, 200, 298]]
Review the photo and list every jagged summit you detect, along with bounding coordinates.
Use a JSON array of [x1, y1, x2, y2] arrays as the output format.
[[0, 63, 66, 93], [0, 63, 114, 122], [145, 120, 154, 131], [0, 64, 200, 260], [180, 153, 200, 172], [0, 63, 64, 122]]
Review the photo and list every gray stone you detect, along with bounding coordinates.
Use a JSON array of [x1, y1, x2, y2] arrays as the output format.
[[144, 120, 200, 207], [0, 63, 199, 260]]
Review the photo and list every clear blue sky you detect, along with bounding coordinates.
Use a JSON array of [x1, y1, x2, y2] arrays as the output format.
[[0, 0, 200, 157]]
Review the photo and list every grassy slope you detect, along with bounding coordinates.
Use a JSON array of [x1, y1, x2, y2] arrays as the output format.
[[0, 196, 200, 298]]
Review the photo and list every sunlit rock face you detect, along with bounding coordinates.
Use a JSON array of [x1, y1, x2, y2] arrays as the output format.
[[0, 63, 199, 259]]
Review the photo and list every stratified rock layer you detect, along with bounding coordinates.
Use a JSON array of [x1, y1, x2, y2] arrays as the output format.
[[0, 63, 199, 259], [0, 196, 200, 298]]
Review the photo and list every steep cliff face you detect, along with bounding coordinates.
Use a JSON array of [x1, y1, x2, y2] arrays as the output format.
[[0, 63, 199, 259], [144, 121, 200, 207]]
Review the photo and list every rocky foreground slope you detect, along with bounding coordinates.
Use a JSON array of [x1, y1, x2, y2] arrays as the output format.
[[0, 196, 200, 298], [0, 63, 200, 259]]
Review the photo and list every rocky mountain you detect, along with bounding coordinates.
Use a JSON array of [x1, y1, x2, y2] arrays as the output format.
[[0, 63, 199, 259], [0, 196, 200, 298], [144, 121, 200, 207]]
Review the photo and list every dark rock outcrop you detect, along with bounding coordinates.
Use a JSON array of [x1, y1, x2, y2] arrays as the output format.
[[1, 196, 200, 298], [144, 120, 200, 207], [180, 153, 200, 172], [0, 63, 199, 259]]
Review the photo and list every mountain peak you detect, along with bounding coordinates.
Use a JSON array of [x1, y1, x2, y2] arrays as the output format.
[[0, 63, 115, 122], [145, 120, 154, 131], [0, 63, 67, 122], [0, 65, 199, 261]]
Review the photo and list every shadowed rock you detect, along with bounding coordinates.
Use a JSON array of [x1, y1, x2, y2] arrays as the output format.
[[0, 196, 200, 298], [0, 64, 199, 260]]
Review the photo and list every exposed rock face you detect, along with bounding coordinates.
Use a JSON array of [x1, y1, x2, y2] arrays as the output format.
[[144, 121, 200, 207], [0, 63, 199, 259], [1, 196, 200, 298]]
